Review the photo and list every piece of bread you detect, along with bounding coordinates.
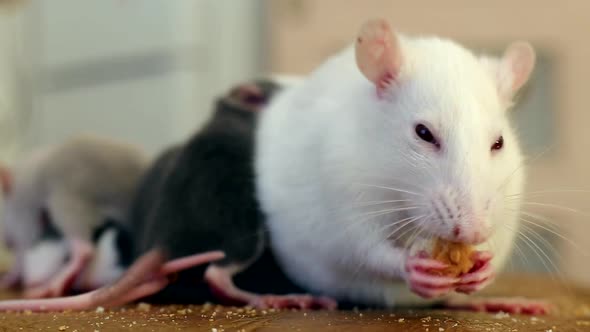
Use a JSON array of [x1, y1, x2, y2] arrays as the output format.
[[431, 238, 475, 277]]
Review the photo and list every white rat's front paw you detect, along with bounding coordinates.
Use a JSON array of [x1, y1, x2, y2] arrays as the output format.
[[455, 251, 495, 294], [404, 251, 459, 299]]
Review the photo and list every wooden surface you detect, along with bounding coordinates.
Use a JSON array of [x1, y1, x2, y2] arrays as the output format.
[[0, 274, 589, 331]]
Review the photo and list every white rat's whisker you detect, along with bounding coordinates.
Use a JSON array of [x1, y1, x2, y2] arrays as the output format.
[[516, 211, 559, 229], [520, 223, 565, 262], [496, 144, 554, 193], [385, 215, 423, 240], [380, 215, 424, 243], [356, 183, 422, 197], [403, 216, 431, 250], [376, 215, 420, 234], [353, 199, 414, 208], [404, 219, 426, 246], [355, 206, 422, 220], [519, 216, 587, 257], [504, 223, 561, 284], [519, 224, 573, 294], [519, 202, 590, 217], [513, 240, 532, 271], [505, 189, 590, 198], [389, 215, 428, 245]]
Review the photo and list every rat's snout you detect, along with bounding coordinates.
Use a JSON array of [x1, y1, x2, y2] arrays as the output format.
[[429, 187, 491, 245]]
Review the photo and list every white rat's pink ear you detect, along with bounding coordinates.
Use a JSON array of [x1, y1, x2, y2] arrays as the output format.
[[355, 18, 402, 97], [497, 41, 536, 102]]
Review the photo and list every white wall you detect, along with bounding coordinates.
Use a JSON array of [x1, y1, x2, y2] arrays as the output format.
[[18, 0, 264, 156]]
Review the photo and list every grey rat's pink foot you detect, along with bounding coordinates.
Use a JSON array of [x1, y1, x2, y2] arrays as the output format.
[[444, 296, 553, 315], [405, 255, 459, 299], [455, 251, 495, 294], [205, 265, 336, 310]]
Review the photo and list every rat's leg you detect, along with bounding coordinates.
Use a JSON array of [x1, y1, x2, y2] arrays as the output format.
[[444, 296, 553, 315], [23, 238, 93, 298], [366, 244, 458, 299], [204, 264, 337, 310]]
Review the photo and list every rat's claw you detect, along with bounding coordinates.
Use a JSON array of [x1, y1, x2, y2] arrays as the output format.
[[455, 251, 495, 294], [405, 255, 448, 273], [409, 271, 459, 287], [405, 256, 455, 299]]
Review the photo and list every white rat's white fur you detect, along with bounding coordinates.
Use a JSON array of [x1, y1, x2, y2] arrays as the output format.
[[256, 35, 529, 306]]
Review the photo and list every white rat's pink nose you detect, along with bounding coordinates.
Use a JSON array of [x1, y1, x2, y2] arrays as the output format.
[[430, 188, 491, 245], [453, 222, 491, 245]]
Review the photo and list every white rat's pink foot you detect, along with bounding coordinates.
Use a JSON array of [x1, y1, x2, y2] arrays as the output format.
[[445, 296, 553, 315], [405, 254, 459, 299], [249, 295, 337, 310], [455, 251, 495, 294]]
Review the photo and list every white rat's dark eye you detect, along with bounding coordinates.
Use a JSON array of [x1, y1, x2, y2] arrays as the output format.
[[491, 136, 504, 151], [415, 124, 439, 148]]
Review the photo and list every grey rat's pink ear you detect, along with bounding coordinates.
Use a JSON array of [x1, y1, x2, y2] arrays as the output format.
[[355, 18, 403, 97], [494, 42, 536, 103]]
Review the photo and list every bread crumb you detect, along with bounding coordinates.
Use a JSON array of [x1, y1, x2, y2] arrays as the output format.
[[95, 307, 105, 314], [439, 328, 444, 332], [58, 326, 68, 331], [494, 311, 510, 319], [135, 302, 151, 312], [398, 318, 405, 323]]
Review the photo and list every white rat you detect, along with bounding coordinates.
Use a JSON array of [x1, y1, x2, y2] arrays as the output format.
[[0, 134, 148, 298], [255, 18, 544, 313]]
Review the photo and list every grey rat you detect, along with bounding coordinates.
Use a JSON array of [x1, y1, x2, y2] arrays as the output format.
[[254, 19, 549, 314], [127, 78, 332, 308], [0, 135, 148, 298]]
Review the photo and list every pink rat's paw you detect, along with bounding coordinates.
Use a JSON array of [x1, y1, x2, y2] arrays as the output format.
[[404, 252, 459, 299], [249, 295, 337, 310], [445, 296, 553, 315], [455, 251, 495, 294]]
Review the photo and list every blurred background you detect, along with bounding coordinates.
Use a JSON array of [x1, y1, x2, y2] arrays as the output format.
[[0, 1, 588, 286]]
